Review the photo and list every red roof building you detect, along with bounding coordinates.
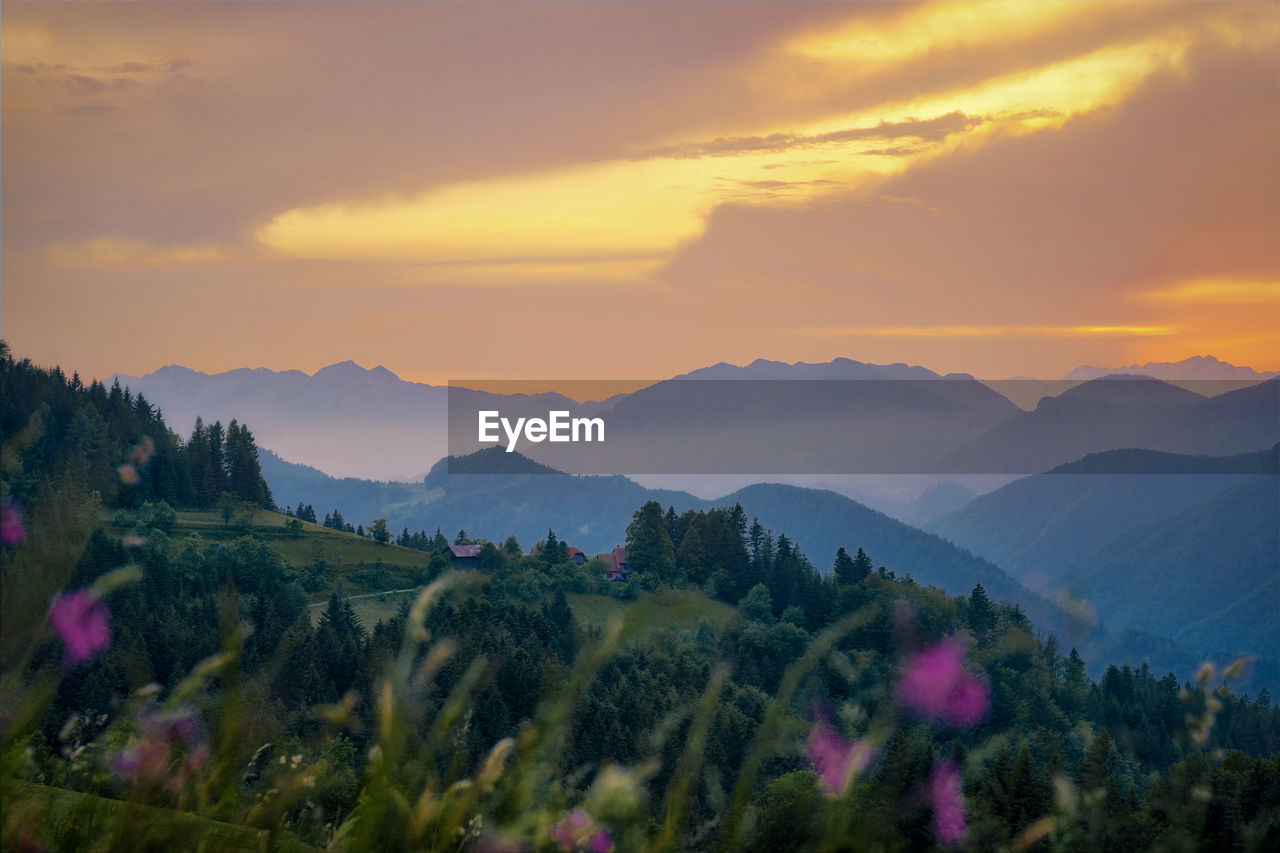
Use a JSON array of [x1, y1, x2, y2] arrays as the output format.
[[603, 546, 630, 581]]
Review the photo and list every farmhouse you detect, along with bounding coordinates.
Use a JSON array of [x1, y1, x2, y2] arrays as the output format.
[[445, 543, 483, 569], [603, 546, 630, 582]]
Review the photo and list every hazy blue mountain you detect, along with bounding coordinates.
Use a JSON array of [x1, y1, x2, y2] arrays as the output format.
[[712, 482, 1032, 605], [115, 361, 603, 482], [933, 378, 1278, 474], [927, 446, 1278, 586], [115, 361, 450, 481], [1065, 354, 1279, 382], [121, 358, 1274, 483], [676, 357, 947, 380], [1072, 476, 1279, 657], [258, 448, 428, 527], [567, 372, 1021, 476], [898, 480, 978, 525]]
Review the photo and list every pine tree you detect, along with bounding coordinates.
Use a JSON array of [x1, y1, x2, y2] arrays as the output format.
[[543, 528, 560, 566], [850, 547, 873, 583], [968, 583, 997, 647], [833, 547, 857, 585]]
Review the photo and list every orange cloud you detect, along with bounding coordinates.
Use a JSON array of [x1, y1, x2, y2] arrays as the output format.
[[1139, 278, 1280, 304]]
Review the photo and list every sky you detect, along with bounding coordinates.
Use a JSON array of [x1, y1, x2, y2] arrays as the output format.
[[3, 1, 1278, 383]]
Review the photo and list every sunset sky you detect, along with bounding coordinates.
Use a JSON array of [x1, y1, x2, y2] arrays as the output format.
[[3, 1, 1278, 383]]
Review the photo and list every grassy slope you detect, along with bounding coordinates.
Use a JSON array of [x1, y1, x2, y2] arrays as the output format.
[[128, 510, 437, 604], [567, 589, 738, 644], [1, 779, 316, 852], [154, 512, 735, 642]]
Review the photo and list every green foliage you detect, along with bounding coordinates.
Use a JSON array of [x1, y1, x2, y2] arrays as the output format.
[[739, 584, 774, 624], [0, 348, 273, 515], [625, 501, 676, 582]]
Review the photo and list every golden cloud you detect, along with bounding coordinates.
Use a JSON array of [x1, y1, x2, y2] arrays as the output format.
[[254, 3, 1275, 286], [1140, 278, 1280, 304]]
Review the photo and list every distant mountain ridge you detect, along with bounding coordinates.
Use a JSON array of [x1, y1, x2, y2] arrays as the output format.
[[1064, 354, 1278, 381], [116, 356, 1277, 482]]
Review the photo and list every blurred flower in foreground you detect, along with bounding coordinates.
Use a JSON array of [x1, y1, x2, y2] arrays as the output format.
[[929, 760, 967, 846], [551, 810, 590, 850], [897, 638, 988, 727], [110, 709, 207, 787], [805, 720, 876, 795], [130, 436, 156, 465], [550, 809, 612, 852], [48, 590, 111, 663], [586, 827, 613, 853], [1, 497, 24, 546], [117, 464, 140, 485]]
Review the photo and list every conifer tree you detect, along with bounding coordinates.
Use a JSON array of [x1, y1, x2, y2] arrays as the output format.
[[625, 500, 676, 582]]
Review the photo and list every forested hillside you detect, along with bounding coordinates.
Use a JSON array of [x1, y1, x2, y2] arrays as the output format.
[[1, 342, 274, 513]]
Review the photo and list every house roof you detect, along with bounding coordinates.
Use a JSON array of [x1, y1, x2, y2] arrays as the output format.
[[447, 544, 483, 558]]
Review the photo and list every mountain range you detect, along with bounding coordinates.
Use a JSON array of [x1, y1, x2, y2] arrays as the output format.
[[927, 445, 1279, 656], [116, 355, 1278, 483]]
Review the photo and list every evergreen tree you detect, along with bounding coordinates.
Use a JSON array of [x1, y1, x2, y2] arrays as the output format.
[[850, 547, 873, 583], [625, 500, 676, 582], [968, 583, 997, 646], [833, 546, 857, 585]]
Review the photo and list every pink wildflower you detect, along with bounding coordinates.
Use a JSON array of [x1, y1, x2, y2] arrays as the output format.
[[896, 638, 989, 727], [48, 591, 111, 663], [1, 498, 24, 546], [117, 464, 140, 485], [110, 709, 206, 786], [930, 761, 967, 845], [551, 809, 590, 851], [586, 827, 613, 853], [805, 721, 875, 795]]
